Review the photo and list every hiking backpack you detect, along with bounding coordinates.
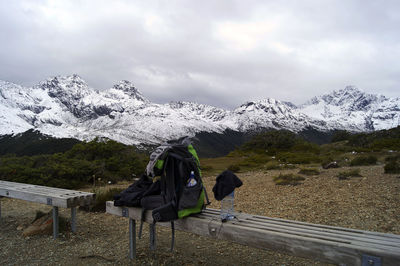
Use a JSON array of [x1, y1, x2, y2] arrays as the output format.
[[139, 136, 209, 250]]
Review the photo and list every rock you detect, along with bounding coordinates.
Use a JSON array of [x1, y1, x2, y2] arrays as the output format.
[[322, 161, 339, 169], [23, 211, 53, 237]]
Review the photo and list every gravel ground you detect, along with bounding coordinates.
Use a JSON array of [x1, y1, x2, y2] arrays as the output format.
[[1, 165, 399, 265]]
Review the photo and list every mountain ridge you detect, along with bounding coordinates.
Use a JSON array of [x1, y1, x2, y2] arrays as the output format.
[[1, 74, 399, 147]]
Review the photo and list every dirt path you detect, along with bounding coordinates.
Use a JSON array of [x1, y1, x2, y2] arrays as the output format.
[[1, 165, 399, 265]]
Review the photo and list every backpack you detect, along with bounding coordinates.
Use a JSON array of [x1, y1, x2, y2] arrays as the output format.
[[140, 136, 210, 250], [113, 174, 153, 207]]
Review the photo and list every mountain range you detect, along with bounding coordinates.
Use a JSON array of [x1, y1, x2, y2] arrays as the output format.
[[1, 74, 399, 149]]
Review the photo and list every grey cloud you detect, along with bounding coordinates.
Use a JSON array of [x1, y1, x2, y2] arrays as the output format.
[[0, 0, 399, 109]]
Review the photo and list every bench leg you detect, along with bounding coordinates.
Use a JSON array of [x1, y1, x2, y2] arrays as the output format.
[[53, 206, 59, 239], [71, 207, 77, 233], [129, 218, 136, 259], [149, 223, 156, 251]]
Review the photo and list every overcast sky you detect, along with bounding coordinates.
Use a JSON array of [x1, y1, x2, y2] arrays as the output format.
[[1, 0, 399, 109]]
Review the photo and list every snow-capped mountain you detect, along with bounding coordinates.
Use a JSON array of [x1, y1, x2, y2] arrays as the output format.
[[0, 75, 399, 146], [298, 86, 400, 131]]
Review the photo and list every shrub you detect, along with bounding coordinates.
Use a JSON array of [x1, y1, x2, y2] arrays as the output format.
[[90, 187, 124, 212], [385, 155, 400, 162], [337, 169, 362, 180], [238, 154, 271, 168], [241, 130, 300, 154], [0, 139, 148, 189], [246, 154, 271, 164], [371, 138, 400, 151], [292, 142, 321, 154], [277, 152, 321, 164], [273, 173, 305, 185], [265, 161, 281, 170], [384, 161, 400, 174], [331, 130, 351, 142], [298, 168, 320, 176], [350, 155, 377, 166], [227, 164, 241, 173]]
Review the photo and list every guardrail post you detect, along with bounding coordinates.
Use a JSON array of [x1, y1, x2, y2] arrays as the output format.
[[129, 218, 136, 259], [71, 207, 77, 233], [149, 223, 156, 250], [53, 206, 59, 239]]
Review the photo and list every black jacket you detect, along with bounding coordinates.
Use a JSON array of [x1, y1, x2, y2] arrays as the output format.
[[212, 170, 242, 201]]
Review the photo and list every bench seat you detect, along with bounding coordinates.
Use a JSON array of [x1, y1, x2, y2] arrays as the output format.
[[106, 201, 400, 266], [0, 180, 96, 238]]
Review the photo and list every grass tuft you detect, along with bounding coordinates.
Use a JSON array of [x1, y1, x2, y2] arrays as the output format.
[[273, 173, 305, 186], [90, 187, 124, 212], [227, 164, 241, 173], [337, 168, 362, 180], [350, 155, 377, 166], [384, 161, 400, 174], [298, 168, 320, 176]]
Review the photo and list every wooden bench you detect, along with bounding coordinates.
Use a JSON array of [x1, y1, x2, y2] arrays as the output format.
[[106, 201, 400, 265], [0, 180, 96, 239]]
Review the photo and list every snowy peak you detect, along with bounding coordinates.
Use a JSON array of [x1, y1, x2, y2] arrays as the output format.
[[299, 86, 399, 131], [235, 98, 292, 116], [112, 80, 148, 103], [39, 74, 91, 101], [306, 86, 386, 110], [168, 101, 229, 121], [233, 98, 327, 132]]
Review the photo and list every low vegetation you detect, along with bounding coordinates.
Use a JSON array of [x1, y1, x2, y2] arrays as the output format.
[[227, 164, 241, 173], [0, 139, 147, 189], [298, 168, 320, 176], [350, 155, 378, 166], [337, 169, 362, 180], [384, 155, 400, 174], [90, 187, 125, 212], [1, 126, 400, 193], [384, 161, 400, 174], [201, 127, 400, 178], [265, 161, 281, 170], [273, 173, 305, 185]]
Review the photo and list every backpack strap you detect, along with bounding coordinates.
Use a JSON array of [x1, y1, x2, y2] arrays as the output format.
[[203, 186, 211, 206], [170, 221, 175, 252]]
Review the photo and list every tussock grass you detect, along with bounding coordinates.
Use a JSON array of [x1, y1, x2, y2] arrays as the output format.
[[384, 161, 400, 174], [298, 168, 320, 176], [273, 173, 305, 186], [90, 187, 124, 212], [265, 161, 281, 170], [350, 155, 377, 166], [337, 169, 362, 180], [227, 164, 241, 173]]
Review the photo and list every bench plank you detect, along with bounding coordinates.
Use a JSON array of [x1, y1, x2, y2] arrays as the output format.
[[0, 180, 96, 239], [106, 201, 400, 265], [0, 181, 95, 208]]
